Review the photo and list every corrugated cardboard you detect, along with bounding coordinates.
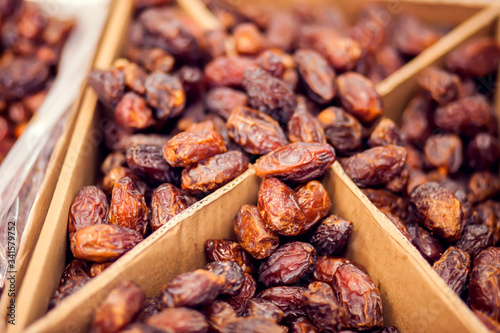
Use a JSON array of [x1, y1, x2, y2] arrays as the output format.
[[14, 1, 498, 332]]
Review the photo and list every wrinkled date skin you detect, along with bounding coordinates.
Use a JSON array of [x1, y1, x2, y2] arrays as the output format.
[[456, 224, 493, 258], [310, 215, 353, 256], [150, 183, 196, 232], [68, 186, 108, 239], [303, 281, 348, 332], [144, 72, 186, 120], [226, 105, 288, 155], [467, 171, 500, 204], [108, 177, 149, 236], [295, 180, 332, 234], [126, 144, 180, 185], [341, 145, 407, 187], [101, 151, 126, 175], [417, 67, 460, 105], [336, 72, 382, 124], [289, 316, 319, 333], [469, 247, 500, 321], [114, 92, 155, 131], [91, 280, 146, 333], [242, 67, 296, 123], [243, 298, 285, 322], [206, 87, 249, 120], [410, 182, 465, 242], [181, 151, 249, 194], [317, 106, 362, 154], [146, 308, 209, 333], [163, 131, 227, 168], [257, 286, 308, 321], [205, 239, 255, 274], [446, 37, 500, 77], [87, 68, 125, 108], [204, 261, 244, 296], [287, 109, 327, 144], [367, 117, 402, 148], [258, 241, 316, 287], [227, 273, 257, 315], [255, 143, 336, 183], [205, 56, 258, 88], [234, 204, 279, 260], [204, 300, 237, 332], [160, 269, 224, 308], [220, 317, 283, 333], [432, 247, 471, 295], [258, 177, 307, 236], [50, 275, 91, 309], [400, 95, 431, 145], [333, 262, 383, 330], [70, 224, 143, 263], [294, 49, 336, 104], [313, 257, 351, 285]]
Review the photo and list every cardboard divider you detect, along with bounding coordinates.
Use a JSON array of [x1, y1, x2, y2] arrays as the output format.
[[12, 1, 498, 332]]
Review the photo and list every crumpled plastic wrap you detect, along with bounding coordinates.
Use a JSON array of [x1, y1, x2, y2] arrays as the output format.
[[0, 0, 111, 290]]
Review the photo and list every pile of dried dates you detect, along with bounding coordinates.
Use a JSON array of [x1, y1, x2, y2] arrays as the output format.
[[89, 161, 399, 333], [339, 36, 500, 329], [0, 0, 75, 162]]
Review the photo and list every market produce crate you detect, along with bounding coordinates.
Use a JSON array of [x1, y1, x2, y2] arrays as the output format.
[[11, 1, 499, 332]]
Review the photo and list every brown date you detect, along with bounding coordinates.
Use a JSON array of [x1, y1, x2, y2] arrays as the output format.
[[86, 68, 125, 108], [313, 257, 350, 285], [243, 298, 285, 323], [255, 143, 336, 183], [89, 262, 113, 277], [258, 177, 306, 236], [205, 239, 255, 274], [295, 180, 332, 234], [294, 49, 336, 104], [227, 273, 257, 315], [434, 96, 492, 136], [410, 182, 465, 242], [108, 177, 149, 236], [341, 145, 407, 187], [204, 300, 237, 332], [407, 223, 443, 264], [423, 134, 463, 174], [206, 87, 249, 120], [467, 171, 500, 204], [393, 14, 442, 56], [102, 167, 144, 196], [310, 215, 353, 256], [144, 72, 185, 120], [68, 186, 108, 239], [160, 269, 224, 308], [400, 95, 431, 145], [114, 92, 155, 131], [287, 108, 326, 144], [181, 151, 249, 194], [289, 316, 319, 333], [70, 224, 143, 263], [204, 261, 244, 296], [220, 317, 283, 333], [91, 280, 146, 333], [113, 58, 148, 95], [469, 247, 500, 321], [336, 72, 382, 124], [432, 247, 471, 295], [456, 224, 494, 258], [234, 205, 279, 260], [256, 49, 286, 78], [150, 183, 196, 232], [146, 308, 209, 333], [126, 144, 180, 185], [258, 242, 316, 287], [417, 67, 460, 105], [385, 165, 409, 194], [163, 131, 226, 168], [367, 117, 402, 147], [205, 56, 258, 88], [226, 106, 288, 155], [317, 107, 362, 154], [361, 188, 407, 220], [242, 67, 296, 123], [101, 151, 126, 175], [333, 262, 383, 330], [446, 37, 500, 77], [136, 297, 160, 322], [467, 133, 500, 171], [257, 286, 308, 321], [233, 23, 265, 55], [303, 281, 348, 332]]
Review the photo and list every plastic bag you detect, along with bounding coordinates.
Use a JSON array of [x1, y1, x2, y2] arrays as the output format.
[[0, 0, 111, 290]]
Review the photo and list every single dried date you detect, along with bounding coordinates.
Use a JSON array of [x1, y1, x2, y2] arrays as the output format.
[[234, 205, 279, 260], [257, 286, 308, 321], [367, 117, 402, 147], [255, 143, 336, 183], [258, 242, 316, 287], [114, 92, 155, 131], [417, 67, 460, 105], [393, 14, 442, 56], [126, 144, 180, 185], [258, 177, 307, 236], [68, 186, 108, 239], [163, 131, 226, 168], [303, 281, 348, 332], [361, 188, 407, 220], [204, 300, 237, 332], [467, 133, 500, 171], [455, 224, 493, 258], [243, 298, 284, 323], [233, 23, 265, 55], [310, 215, 353, 256], [317, 106, 362, 154], [205, 261, 244, 296], [295, 180, 332, 234], [205, 56, 258, 88], [313, 257, 350, 285], [205, 239, 255, 274], [467, 171, 500, 203], [446, 37, 500, 77], [206, 87, 248, 120], [432, 247, 471, 295], [400, 95, 431, 145], [227, 273, 257, 315], [146, 308, 209, 333], [144, 72, 185, 120], [70, 224, 143, 263], [150, 183, 196, 232], [87, 68, 125, 108], [287, 108, 326, 144], [220, 317, 283, 333]]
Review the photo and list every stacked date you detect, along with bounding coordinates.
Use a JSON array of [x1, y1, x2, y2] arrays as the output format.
[[0, 1, 75, 162], [89, 177, 397, 333], [340, 37, 500, 328]]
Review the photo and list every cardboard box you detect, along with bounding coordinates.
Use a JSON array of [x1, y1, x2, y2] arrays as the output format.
[[13, 1, 499, 332]]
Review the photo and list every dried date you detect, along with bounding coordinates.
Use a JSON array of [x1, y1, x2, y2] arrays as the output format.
[[257, 286, 308, 321], [313, 257, 350, 285], [114, 92, 155, 131], [220, 317, 283, 333], [89, 262, 112, 277], [361, 188, 407, 220], [206, 87, 249, 120], [287, 108, 326, 144], [303, 281, 348, 332], [446, 37, 500, 77], [456, 224, 493, 258], [150, 183, 195, 232], [469, 247, 500, 321], [432, 247, 471, 295], [367, 117, 402, 147], [295, 180, 332, 234], [227, 273, 257, 315], [126, 144, 180, 185], [205, 239, 255, 274], [233, 23, 265, 55], [144, 72, 185, 120], [467, 171, 500, 203], [393, 14, 442, 56], [467, 133, 500, 171], [68, 186, 108, 239], [204, 300, 237, 332], [243, 298, 284, 323], [417, 67, 460, 105], [146, 308, 209, 333], [317, 107, 362, 154], [205, 56, 258, 88], [204, 261, 244, 296], [310, 215, 353, 256], [400, 95, 431, 145], [289, 316, 318, 333]]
